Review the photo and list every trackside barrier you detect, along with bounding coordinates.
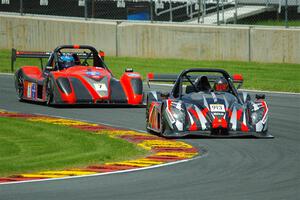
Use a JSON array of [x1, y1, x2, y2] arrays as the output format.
[[1, 15, 299, 65]]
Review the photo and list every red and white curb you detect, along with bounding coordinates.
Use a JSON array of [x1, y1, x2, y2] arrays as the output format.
[[0, 110, 201, 184]]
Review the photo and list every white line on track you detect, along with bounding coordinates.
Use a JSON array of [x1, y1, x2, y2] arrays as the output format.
[[0, 151, 207, 186]]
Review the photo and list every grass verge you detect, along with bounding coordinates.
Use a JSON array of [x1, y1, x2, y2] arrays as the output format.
[[0, 117, 147, 177], [1, 49, 299, 92], [248, 20, 300, 27]]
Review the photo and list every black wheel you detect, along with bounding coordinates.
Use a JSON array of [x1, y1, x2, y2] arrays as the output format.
[[159, 104, 167, 137], [46, 78, 54, 106], [15, 70, 24, 101], [145, 102, 159, 135]]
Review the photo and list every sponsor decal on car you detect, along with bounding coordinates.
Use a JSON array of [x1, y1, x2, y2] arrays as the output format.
[[31, 83, 36, 99], [26, 82, 37, 99], [86, 71, 101, 76], [27, 83, 32, 98], [127, 73, 140, 78]]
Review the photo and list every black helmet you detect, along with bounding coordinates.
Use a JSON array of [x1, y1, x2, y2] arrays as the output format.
[[214, 77, 229, 92]]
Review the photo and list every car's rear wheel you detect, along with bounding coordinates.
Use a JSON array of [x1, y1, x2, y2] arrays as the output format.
[[15, 70, 24, 101], [46, 78, 54, 106]]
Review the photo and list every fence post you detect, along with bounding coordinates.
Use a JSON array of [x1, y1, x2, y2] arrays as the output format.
[[285, 0, 288, 28], [91, 0, 95, 18], [20, 0, 23, 16], [221, 0, 224, 24], [150, 0, 153, 23], [197, 0, 201, 24], [216, 0, 220, 25], [169, 0, 173, 22], [202, 0, 206, 23], [234, 0, 237, 24], [85, 0, 88, 20]]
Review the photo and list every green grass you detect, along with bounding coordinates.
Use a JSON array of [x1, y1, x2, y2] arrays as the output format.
[[1, 49, 299, 92], [250, 20, 300, 27], [106, 57, 300, 93], [0, 117, 147, 177]]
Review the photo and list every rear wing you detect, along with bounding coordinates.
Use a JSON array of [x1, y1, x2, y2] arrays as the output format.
[[147, 72, 244, 89], [11, 48, 105, 72], [11, 48, 51, 72]]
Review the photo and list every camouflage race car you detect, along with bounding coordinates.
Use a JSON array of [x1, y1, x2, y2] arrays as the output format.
[[146, 68, 272, 138]]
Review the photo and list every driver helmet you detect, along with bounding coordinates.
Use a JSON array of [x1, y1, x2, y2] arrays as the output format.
[[58, 54, 75, 69], [213, 77, 229, 92]]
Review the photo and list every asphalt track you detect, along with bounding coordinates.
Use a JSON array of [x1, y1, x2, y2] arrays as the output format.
[[0, 74, 299, 200]]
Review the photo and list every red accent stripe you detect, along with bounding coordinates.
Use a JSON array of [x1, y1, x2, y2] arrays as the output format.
[[261, 100, 268, 116], [237, 109, 243, 121], [188, 108, 199, 120], [241, 123, 249, 132], [188, 108, 199, 131], [226, 108, 232, 118], [201, 107, 209, 118], [212, 117, 228, 129], [221, 118, 228, 129]]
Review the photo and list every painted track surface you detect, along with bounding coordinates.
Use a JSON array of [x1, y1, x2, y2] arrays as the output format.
[[0, 74, 299, 200]]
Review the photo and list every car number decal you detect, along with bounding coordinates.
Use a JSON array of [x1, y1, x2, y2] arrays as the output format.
[[210, 104, 225, 112], [94, 83, 107, 91]]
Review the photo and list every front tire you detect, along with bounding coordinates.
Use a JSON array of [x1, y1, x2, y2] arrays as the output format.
[[15, 70, 24, 101], [46, 78, 54, 106], [159, 104, 167, 137]]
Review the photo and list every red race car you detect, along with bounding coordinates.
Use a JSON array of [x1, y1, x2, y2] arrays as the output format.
[[13, 45, 143, 106]]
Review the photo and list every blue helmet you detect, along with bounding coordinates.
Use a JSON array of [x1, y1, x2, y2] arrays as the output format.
[[58, 54, 75, 69]]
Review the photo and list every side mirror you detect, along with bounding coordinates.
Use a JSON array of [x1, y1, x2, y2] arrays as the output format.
[[255, 94, 265, 100]]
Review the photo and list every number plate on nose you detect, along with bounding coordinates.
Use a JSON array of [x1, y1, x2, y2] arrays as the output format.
[[210, 104, 225, 112]]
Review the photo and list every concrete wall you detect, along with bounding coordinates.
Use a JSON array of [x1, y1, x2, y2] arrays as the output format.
[[0, 15, 117, 56], [117, 23, 250, 61], [250, 27, 300, 63], [0, 15, 299, 64]]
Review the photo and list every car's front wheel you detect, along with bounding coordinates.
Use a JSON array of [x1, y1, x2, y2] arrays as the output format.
[[159, 104, 167, 137], [15, 70, 24, 101], [46, 78, 54, 106]]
